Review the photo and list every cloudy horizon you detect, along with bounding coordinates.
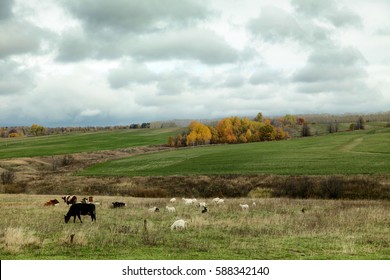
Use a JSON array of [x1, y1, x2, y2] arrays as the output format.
[[1, 0, 389, 126]]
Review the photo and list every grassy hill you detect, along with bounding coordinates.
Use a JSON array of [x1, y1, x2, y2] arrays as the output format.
[[0, 128, 181, 159], [80, 127, 390, 176]]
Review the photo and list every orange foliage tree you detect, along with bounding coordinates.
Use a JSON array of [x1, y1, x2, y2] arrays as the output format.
[[168, 113, 289, 147]]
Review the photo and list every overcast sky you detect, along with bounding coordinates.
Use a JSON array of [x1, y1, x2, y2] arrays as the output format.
[[1, 0, 389, 126]]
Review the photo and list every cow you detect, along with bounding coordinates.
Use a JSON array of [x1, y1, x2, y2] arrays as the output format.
[[112, 202, 127, 208], [44, 199, 59, 206], [64, 203, 96, 223], [62, 195, 77, 205]]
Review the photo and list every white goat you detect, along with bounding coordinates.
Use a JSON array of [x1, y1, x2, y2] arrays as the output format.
[[171, 219, 187, 231], [148, 206, 159, 213], [212, 197, 221, 204], [197, 202, 207, 208], [252, 202, 256, 207], [170, 198, 177, 203], [166, 206, 176, 213], [217, 199, 225, 205], [240, 204, 249, 210], [182, 198, 194, 205]]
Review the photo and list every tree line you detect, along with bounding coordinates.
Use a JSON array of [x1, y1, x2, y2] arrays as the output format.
[[167, 113, 289, 147]]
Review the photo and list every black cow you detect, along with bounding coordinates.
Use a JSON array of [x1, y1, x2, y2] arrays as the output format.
[[64, 203, 96, 223], [112, 202, 127, 208]]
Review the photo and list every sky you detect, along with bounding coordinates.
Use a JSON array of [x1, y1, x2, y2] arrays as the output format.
[[1, 0, 389, 126]]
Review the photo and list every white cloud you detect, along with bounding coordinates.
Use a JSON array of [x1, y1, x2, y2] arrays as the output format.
[[1, 0, 390, 126], [79, 109, 101, 117]]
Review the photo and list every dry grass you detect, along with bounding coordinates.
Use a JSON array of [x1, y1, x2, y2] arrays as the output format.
[[1, 227, 41, 253], [0, 194, 389, 259]]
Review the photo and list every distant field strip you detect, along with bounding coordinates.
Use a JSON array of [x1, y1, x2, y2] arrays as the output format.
[[80, 128, 390, 176], [0, 128, 181, 159]]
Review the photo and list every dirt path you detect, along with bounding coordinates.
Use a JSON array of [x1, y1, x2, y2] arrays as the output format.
[[340, 137, 363, 152]]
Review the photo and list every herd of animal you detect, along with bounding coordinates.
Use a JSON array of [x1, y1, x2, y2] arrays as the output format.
[[44, 195, 258, 230]]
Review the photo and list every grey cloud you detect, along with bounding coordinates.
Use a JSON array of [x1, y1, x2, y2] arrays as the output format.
[[293, 46, 370, 94], [294, 65, 366, 84], [248, 6, 329, 45], [157, 79, 185, 96], [0, 0, 13, 20], [377, 27, 390, 36], [65, 0, 210, 34], [130, 29, 239, 65], [248, 6, 304, 42], [108, 61, 157, 89], [56, 30, 93, 62], [291, 0, 362, 27], [0, 60, 35, 95], [249, 68, 284, 85], [306, 47, 366, 66], [56, 27, 238, 65], [0, 21, 43, 58], [223, 74, 245, 88]]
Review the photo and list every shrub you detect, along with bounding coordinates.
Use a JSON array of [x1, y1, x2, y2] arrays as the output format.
[[62, 155, 75, 166], [1, 170, 15, 185]]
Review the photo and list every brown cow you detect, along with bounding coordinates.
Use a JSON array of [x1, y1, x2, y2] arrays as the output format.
[[62, 195, 77, 205], [44, 199, 60, 206]]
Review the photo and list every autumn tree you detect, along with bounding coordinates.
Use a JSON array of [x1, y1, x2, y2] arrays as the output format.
[[30, 124, 46, 136], [254, 112, 263, 122], [216, 118, 236, 143], [186, 121, 212, 146], [167, 114, 289, 147]]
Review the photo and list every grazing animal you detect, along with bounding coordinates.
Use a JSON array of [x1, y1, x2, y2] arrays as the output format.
[[148, 206, 159, 212], [301, 208, 305, 213], [62, 195, 77, 205], [202, 206, 208, 213], [44, 199, 59, 206], [217, 199, 225, 205], [252, 202, 256, 207], [112, 202, 127, 208], [171, 219, 187, 231], [240, 204, 249, 210], [212, 197, 220, 203], [166, 206, 176, 213], [182, 198, 194, 205], [170, 198, 177, 203], [197, 202, 207, 208], [64, 203, 96, 223]]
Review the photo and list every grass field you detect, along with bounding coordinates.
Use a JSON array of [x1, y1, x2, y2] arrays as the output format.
[[0, 194, 389, 260], [80, 127, 390, 177], [0, 128, 181, 159]]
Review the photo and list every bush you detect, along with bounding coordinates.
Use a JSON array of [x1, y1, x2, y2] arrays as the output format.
[[62, 155, 75, 166], [320, 176, 344, 199], [1, 170, 15, 185]]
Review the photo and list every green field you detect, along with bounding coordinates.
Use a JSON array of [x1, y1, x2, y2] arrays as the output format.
[[80, 127, 390, 177], [0, 194, 389, 260], [0, 128, 180, 159]]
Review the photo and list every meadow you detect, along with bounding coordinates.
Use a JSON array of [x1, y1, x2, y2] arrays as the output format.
[[0, 127, 181, 159], [80, 127, 390, 177], [0, 194, 389, 260], [1, 123, 390, 260]]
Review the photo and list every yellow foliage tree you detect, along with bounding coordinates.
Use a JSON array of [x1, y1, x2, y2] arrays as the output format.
[[186, 121, 212, 146]]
